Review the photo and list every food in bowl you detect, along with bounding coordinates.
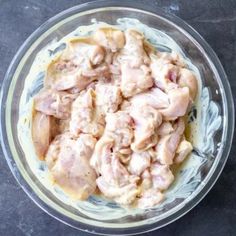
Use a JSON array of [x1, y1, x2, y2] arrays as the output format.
[[31, 26, 198, 208]]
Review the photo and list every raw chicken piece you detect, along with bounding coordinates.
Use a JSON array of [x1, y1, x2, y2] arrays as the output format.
[[93, 28, 125, 52], [150, 61, 179, 91], [130, 105, 162, 151], [93, 140, 131, 185], [137, 188, 164, 209], [96, 176, 139, 205], [57, 119, 70, 133], [81, 64, 110, 78], [95, 83, 122, 113], [111, 29, 152, 88], [114, 29, 150, 67], [174, 139, 193, 163], [101, 151, 140, 187], [45, 133, 97, 200], [32, 111, 56, 160], [71, 41, 105, 65], [90, 137, 113, 173], [105, 111, 134, 151], [34, 89, 77, 119], [131, 88, 169, 109], [140, 169, 152, 191], [157, 122, 174, 136], [91, 135, 139, 205], [155, 118, 185, 165], [47, 58, 97, 91], [90, 136, 136, 184], [45, 41, 105, 91], [160, 87, 190, 120], [128, 151, 151, 176], [120, 63, 153, 97], [178, 68, 198, 101], [150, 163, 174, 190], [154, 51, 186, 67], [70, 88, 104, 137], [150, 52, 197, 100]]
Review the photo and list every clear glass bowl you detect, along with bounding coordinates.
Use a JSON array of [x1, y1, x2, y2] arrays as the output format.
[[0, 1, 234, 235]]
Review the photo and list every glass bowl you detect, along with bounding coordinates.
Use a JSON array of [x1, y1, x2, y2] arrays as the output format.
[[0, 1, 234, 235]]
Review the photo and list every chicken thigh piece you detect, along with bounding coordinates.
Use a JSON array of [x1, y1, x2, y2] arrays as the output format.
[[150, 162, 174, 190], [97, 157, 139, 205], [157, 122, 174, 136], [131, 87, 169, 110], [45, 41, 105, 91], [32, 111, 56, 160], [155, 118, 185, 165], [150, 60, 179, 91], [154, 51, 186, 67], [137, 188, 164, 209], [46, 58, 95, 91], [71, 40, 105, 66], [130, 105, 162, 151], [128, 151, 151, 176], [90, 135, 139, 205], [160, 87, 190, 120], [174, 138, 193, 163], [93, 28, 125, 52], [104, 111, 134, 151], [113, 29, 150, 67], [178, 68, 198, 101], [96, 176, 139, 205], [90, 136, 113, 172], [95, 83, 122, 113], [120, 63, 153, 98], [34, 89, 77, 119], [70, 88, 104, 137], [45, 133, 97, 200]]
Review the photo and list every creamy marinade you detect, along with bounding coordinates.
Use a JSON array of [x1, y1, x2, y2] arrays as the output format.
[[17, 18, 217, 219]]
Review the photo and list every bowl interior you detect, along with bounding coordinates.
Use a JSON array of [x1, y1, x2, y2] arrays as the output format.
[[0, 4, 233, 235]]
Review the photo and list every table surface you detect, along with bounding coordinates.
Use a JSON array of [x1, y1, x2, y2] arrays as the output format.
[[0, 0, 236, 235]]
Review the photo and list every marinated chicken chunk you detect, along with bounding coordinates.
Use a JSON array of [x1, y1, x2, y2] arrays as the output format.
[[131, 87, 169, 109], [95, 83, 122, 113], [32, 111, 56, 160], [91, 136, 139, 205], [130, 105, 162, 151], [121, 63, 153, 97], [70, 88, 104, 137], [160, 87, 190, 120], [174, 138, 193, 163], [128, 151, 151, 176], [157, 122, 174, 136], [178, 68, 198, 101], [34, 89, 77, 119], [31, 27, 198, 209], [151, 59, 179, 91], [90, 136, 113, 173], [93, 28, 125, 52], [150, 163, 174, 190], [155, 118, 185, 165], [46, 41, 106, 91], [96, 177, 139, 205], [104, 111, 134, 151], [137, 188, 164, 209], [45, 133, 97, 199], [117, 29, 150, 67]]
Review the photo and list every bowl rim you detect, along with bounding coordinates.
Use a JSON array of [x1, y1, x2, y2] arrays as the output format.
[[0, 0, 234, 235]]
